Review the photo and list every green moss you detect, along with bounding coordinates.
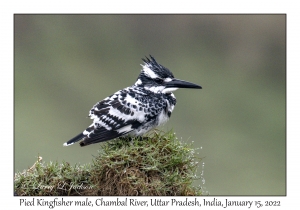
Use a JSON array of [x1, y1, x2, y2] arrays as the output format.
[[14, 130, 203, 196]]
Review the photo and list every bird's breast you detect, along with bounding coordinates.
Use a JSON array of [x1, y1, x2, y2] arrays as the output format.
[[156, 93, 176, 126]]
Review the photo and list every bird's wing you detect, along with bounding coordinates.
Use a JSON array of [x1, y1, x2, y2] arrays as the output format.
[[79, 89, 146, 146], [65, 88, 167, 147]]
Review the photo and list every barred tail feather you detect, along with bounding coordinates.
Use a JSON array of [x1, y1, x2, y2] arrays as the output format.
[[79, 128, 128, 147], [63, 133, 85, 146]]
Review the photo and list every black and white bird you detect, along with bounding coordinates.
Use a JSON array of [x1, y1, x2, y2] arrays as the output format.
[[63, 55, 202, 147]]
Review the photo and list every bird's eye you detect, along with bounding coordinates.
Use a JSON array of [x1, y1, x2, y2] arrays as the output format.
[[155, 78, 164, 84]]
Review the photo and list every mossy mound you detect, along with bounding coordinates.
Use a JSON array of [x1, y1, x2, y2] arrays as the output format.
[[14, 131, 202, 196]]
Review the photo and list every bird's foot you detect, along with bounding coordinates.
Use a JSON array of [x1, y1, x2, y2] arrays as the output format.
[[119, 136, 150, 143]]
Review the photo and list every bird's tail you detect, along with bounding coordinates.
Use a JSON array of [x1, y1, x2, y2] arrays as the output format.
[[63, 133, 85, 146]]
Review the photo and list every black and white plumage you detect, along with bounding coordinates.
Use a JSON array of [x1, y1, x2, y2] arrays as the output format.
[[63, 55, 202, 147]]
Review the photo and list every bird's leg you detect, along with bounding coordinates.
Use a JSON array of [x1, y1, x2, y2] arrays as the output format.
[[136, 136, 151, 141], [119, 136, 150, 143], [119, 136, 133, 142]]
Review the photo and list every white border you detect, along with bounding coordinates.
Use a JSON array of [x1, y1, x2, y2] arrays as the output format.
[[2, 0, 299, 209]]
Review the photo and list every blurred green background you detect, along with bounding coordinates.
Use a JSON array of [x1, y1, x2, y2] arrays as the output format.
[[14, 15, 285, 195]]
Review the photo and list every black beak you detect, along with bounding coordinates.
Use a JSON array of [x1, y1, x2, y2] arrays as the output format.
[[166, 78, 202, 89]]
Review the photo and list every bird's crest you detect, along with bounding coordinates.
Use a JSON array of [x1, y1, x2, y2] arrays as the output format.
[[141, 55, 174, 79]]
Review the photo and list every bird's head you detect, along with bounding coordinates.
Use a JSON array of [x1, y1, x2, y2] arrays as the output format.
[[135, 55, 202, 93]]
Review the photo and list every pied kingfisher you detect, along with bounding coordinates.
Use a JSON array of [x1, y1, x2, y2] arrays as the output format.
[[63, 55, 202, 147]]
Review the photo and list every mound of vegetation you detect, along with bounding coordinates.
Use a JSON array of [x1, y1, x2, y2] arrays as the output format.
[[14, 131, 203, 196]]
